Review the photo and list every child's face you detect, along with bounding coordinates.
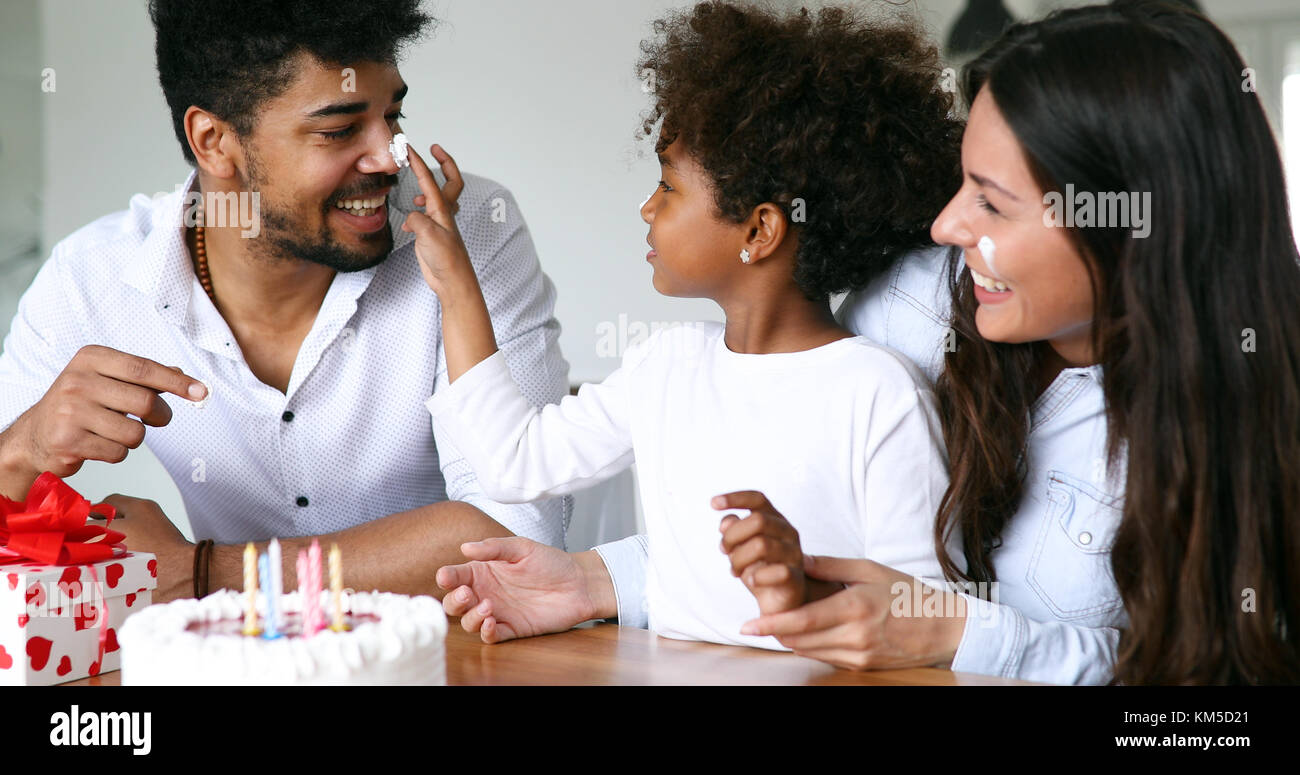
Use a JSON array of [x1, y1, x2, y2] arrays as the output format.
[[639, 139, 747, 298], [930, 87, 1097, 366]]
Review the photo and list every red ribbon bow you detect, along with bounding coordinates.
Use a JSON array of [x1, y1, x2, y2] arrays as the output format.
[[0, 472, 124, 565]]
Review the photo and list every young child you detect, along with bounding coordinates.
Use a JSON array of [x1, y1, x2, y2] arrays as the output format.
[[404, 1, 962, 649]]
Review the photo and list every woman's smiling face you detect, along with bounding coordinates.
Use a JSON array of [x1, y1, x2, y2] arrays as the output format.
[[930, 87, 1098, 366]]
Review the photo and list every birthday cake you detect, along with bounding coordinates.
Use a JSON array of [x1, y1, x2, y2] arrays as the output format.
[[118, 589, 447, 685]]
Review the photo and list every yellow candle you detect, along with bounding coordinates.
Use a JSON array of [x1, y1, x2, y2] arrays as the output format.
[[242, 542, 260, 636], [329, 543, 345, 631]]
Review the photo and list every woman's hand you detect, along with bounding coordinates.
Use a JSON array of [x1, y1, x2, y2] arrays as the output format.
[[740, 555, 967, 671], [437, 537, 618, 644]]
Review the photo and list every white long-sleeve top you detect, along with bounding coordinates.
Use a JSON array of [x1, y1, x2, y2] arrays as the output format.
[[597, 246, 1125, 683], [427, 321, 949, 650]]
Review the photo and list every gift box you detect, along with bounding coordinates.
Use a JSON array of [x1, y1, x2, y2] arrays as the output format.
[[1, 472, 158, 685], [0, 551, 157, 685]]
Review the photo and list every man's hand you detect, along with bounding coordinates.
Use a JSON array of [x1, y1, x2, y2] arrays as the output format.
[[0, 345, 207, 498], [715, 490, 809, 616], [100, 493, 194, 603], [437, 537, 615, 643]]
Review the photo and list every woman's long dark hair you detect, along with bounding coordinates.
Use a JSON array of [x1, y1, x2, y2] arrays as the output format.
[[934, 1, 1300, 684]]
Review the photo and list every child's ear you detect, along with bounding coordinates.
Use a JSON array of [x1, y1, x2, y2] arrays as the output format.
[[741, 202, 790, 264]]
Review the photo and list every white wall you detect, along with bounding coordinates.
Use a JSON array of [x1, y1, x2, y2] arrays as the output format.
[[0, 0, 44, 350]]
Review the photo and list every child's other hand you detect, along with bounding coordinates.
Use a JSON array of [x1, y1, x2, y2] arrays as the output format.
[[714, 490, 806, 617], [401, 143, 474, 297]]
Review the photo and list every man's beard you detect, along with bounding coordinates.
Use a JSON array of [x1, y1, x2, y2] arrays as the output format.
[[242, 148, 397, 273], [258, 201, 394, 273]]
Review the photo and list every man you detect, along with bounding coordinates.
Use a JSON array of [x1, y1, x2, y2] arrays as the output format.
[[0, 0, 570, 601]]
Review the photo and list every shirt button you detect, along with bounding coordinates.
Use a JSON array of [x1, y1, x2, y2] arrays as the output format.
[[296, 496, 309, 508], [282, 411, 295, 423], [1078, 531, 1092, 545]]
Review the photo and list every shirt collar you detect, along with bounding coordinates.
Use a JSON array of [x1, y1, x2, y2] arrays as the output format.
[[1071, 364, 1104, 384], [1032, 363, 1104, 429], [122, 168, 199, 329]]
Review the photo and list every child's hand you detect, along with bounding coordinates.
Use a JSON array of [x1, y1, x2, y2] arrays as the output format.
[[401, 143, 474, 297], [714, 490, 806, 617]]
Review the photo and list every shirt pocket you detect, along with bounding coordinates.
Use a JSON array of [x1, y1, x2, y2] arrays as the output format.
[[1025, 469, 1124, 621]]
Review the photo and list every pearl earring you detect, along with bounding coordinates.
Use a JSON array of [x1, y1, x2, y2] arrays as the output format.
[[740, 249, 751, 264]]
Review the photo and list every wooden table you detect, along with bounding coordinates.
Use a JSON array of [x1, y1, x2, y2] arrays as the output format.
[[64, 621, 1033, 685]]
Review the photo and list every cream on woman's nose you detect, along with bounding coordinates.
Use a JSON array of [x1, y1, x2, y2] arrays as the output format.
[[978, 235, 998, 276]]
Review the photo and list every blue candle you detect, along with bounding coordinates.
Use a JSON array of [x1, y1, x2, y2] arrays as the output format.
[[258, 553, 280, 639]]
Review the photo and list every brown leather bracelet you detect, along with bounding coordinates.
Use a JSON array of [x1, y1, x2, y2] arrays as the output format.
[[191, 541, 201, 598], [192, 539, 215, 598], [202, 539, 214, 597], [203, 540, 214, 597]]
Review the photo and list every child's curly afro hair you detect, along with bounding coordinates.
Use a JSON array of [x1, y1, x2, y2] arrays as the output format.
[[638, 2, 963, 300]]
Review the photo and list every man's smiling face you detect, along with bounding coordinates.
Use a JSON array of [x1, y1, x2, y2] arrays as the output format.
[[236, 53, 407, 272]]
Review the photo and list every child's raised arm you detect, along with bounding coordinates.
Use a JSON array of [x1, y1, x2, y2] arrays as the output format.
[[401, 143, 499, 383]]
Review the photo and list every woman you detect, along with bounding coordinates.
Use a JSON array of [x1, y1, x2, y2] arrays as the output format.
[[438, 1, 1300, 684]]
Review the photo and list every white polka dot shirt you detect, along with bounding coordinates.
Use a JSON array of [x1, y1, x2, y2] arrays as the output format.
[[0, 167, 572, 547]]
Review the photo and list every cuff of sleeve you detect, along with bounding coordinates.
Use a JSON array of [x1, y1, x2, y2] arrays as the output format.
[[594, 534, 649, 629], [950, 592, 1028, 678]]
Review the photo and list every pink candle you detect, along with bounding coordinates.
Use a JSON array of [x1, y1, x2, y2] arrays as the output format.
[[307, 539, 323, 634], [296, 550, 312, 638]]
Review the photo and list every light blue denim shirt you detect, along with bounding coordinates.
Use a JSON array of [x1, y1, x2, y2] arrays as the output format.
[[595, 245, 1125, 685]]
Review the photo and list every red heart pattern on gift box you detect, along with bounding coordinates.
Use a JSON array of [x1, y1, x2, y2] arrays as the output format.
[[2, 552, 156, 684], [74, 601, 98, 631], [58, 567, 81, 599], [26, 637, 51, 671]]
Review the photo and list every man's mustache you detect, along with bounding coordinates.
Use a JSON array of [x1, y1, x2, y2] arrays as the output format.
[[330, 174, 400, 204]]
